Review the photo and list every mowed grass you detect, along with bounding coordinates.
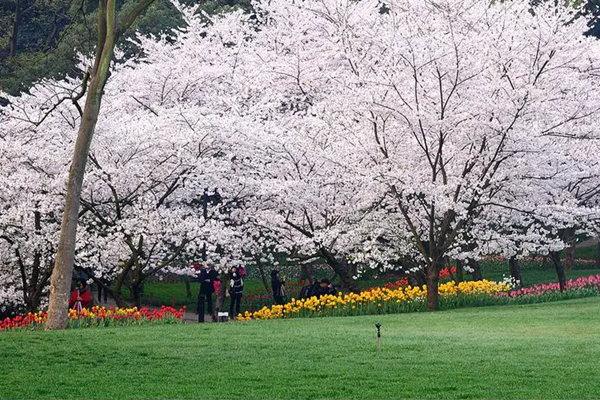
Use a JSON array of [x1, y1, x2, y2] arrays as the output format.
[[2, 297, 600, 399]]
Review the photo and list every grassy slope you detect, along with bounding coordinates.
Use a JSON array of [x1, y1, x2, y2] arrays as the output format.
[[2, 297, 600, 399]]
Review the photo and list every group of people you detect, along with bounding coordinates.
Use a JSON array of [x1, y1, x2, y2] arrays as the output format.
[[299, 278, 338, 300], [66, 263, 340, 322], [195, 265, 338, 322], [196, 263, 246, 322]]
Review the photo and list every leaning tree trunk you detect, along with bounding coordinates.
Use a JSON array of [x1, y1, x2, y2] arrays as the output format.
[[319, 248, 359, 292], [45, 1, 118, 330], [550, 251, 566, 292], [45, 0, 156, 329], [46, 83, 108, 328], [425, 262, 441, 311], [255, 257, 273, 301], [509, 256, 522, 287]]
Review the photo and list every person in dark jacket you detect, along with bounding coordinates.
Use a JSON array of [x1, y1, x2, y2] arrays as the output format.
[[228, 267, 244, 318], [197, 263, 218, 323], [314, 278, 337, 298], [271, 269, 286, 305], [299, 277, 316, 300]]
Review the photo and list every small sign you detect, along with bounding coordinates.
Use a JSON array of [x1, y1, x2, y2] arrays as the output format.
[[217, 312, 229, 317]]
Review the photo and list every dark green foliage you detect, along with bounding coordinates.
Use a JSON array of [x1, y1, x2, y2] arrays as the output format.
[[0, 0, 251, 95]]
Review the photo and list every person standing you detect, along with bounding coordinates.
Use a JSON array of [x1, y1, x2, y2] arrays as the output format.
[[271, 269, 286, 305], [197, 263, 218, 323], [69, 280, 92, 311], [228, 267, 244, 319]]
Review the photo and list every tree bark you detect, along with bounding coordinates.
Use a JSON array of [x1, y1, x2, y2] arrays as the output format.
[[255, 257, 273, 301], [454, 260, 464, 283], [408, 269, 426, 287], [45, 2, 117, 329], [10, 0, 20, 57], [184, 278, 192, 298], [550, 251, 566, 292], [509, 256, 522, 287], [425, 263, 440, 311], [45, 0, 156, 329], [131, 282, 142, 308], [319, 248, 359, 292]]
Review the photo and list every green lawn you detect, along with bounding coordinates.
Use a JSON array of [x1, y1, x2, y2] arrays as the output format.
[[2, 297, 600, 399], [483, 268, 600, 287]]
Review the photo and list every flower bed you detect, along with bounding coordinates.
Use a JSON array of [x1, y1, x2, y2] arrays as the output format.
[[238, 279, 512, 320], [238, 275, 600, 321], [0, 305, 185, 331]]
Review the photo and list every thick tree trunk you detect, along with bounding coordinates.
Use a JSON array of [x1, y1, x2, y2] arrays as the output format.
[[45, 27, 116, 329], [425, 264, 440, 311], [509, 256, 522, 287], [319, 248, 359, 292], [45, 0, 156, 329], [131, 283, 142, 308], [550, 251, 566, 292]]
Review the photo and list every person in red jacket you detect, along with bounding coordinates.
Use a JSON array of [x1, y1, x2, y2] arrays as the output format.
[[69, 280, 92, 311]]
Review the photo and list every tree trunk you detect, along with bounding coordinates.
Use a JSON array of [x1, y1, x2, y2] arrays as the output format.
[[319, 248, 359, 292], [454, 260, 464, 283], [45, 0, 156, 329], [255, 257, 273, 301], [10, 0, 20, 57], [184, 278, 192, 298], [425, 263, 440, 311], [509, 256, 522, 287], [408, 269, 426, 287], [45, 22, 116, 329], [564, 242, 575, 270], [131, 282, 142, 308], [550, 251, 566, 292]]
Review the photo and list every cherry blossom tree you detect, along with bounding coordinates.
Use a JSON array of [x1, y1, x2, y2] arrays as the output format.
[[223, 0, 600, 309]]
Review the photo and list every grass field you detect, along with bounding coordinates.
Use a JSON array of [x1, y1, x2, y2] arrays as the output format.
[[2, 297, 600, 399]]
